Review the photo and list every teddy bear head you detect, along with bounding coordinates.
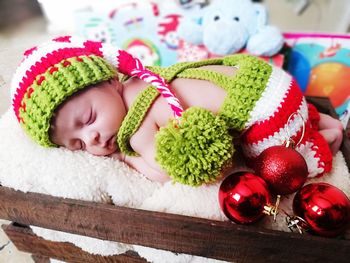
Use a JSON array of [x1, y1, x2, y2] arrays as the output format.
[[179, 0, 283, 56]]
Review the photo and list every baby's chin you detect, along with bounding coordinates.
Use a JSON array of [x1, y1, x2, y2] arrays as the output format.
[[88, 147, 117, 157]]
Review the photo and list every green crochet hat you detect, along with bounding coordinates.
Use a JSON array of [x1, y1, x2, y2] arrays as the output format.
[[11, 36, 119, 147], [12, 36, 182, 149]]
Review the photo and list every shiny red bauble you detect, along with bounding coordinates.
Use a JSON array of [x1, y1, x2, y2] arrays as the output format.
[[293, 183, 350, 237], [218, 172, 271, 224], [255, 146, 308, 195]]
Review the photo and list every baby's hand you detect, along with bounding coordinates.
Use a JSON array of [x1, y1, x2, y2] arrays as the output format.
[[108, 151, 125, 162], [108, 151, 171, 182]]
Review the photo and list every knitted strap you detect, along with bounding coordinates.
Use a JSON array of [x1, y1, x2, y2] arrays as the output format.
[[148, 58, 223, 82], [117, 59, 227, 156], [117, 85, 159, 156], [116, 50, 183, 118]]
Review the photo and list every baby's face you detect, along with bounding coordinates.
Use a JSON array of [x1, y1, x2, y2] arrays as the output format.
[[50, 79, 126, 156]]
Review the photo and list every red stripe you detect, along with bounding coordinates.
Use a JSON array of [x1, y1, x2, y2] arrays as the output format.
[[243, 79, 304, 145], [37, 76, 45, 85], [53, 36, 72, 43], [23, 46, 37, 57], [13, 41, 103, 120], [310, 130, 333, 174], [171, 105, 182, 112]]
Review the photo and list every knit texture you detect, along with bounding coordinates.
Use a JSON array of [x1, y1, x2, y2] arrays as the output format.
[[19, 55, 116, 147], [117, 85, 159, 156], [13, 36, 172, 148], [118, 54, 271, 185], [118, 54, 271, 156], [220, 55, 271, 130], [11, 36, 120, 147], [156, 107, 233, 186], [151, 55, 271, 131], [118, 53, 332, 183]]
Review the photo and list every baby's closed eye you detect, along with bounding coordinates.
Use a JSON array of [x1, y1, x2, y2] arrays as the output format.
[[82, 108, 94, 125], [66, 138, 85, 151]]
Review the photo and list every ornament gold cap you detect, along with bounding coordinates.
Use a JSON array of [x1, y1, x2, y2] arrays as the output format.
[[263, 195, 281, 221]]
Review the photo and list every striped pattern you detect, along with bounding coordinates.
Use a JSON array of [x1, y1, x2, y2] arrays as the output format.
[[117, 50, 183, 118], [11, 37, 108, 120], [132, 68, 184, 118], [10, 36, 124, 147], [245, 66, 293, 127], [11, 35, 183, 147], [241, 66, 332, 177]]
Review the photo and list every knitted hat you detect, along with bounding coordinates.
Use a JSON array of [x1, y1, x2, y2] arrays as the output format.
[[11, 35, 181, 147]]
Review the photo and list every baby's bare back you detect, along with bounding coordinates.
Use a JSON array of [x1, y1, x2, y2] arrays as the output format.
[[151, 65, 237, 128]]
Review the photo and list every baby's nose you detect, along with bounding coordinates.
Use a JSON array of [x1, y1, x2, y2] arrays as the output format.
[[87, 130, 100, 146]]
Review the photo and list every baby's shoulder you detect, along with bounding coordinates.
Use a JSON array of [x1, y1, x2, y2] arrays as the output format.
[[128, 111, 160, 154]]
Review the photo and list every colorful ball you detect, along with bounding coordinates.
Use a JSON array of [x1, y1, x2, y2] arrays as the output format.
[[287, 50, 311, 92], [255, 146, 308, 195], [293, 183, 350, 237], [306, 62, 350, 108], [218, 172, 271, 224]]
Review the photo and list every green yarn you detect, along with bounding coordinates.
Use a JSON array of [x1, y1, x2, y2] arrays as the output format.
[[150, 54, 272, 131], [20, 55, 116, 147], [147, 58, 223, 83], [117, 85, 159, 156], [220, 54, 272, 130], [155, 107, 234, 186], [118, 54, 272, 186]]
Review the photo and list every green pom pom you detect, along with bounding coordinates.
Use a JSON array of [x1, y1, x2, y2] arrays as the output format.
[[156, 107, 234, 186]]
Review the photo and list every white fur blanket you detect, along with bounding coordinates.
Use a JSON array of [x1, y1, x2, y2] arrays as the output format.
[[0, 109, 349, 263]]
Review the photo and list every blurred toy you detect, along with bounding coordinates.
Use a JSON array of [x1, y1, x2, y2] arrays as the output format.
[[285, 33, 350, 126], [77, 15, 118, 46], [178, 0, 284, 56], [157, 14, 182, 50], [176, 0, 208, 9], [123, 38, 161, 66], [75, 1, 191, 66]]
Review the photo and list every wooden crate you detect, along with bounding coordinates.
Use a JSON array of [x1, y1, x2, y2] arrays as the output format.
[[0, 97, 349, 263]]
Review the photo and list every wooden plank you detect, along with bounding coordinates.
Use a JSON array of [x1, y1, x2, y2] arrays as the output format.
[[3, 223, 146, 263], [31, 255, 51, 263], [306, 96, 337, 116], [0, 186, 349, 263]]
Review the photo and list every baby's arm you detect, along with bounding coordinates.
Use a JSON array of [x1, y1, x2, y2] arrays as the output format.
[[111, 147, 170, 182], [318, 113, 343, 155], [124, 154, 170, 182], [114, 120, 171, 183]]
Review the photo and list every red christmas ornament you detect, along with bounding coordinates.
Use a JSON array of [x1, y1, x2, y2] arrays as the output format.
[[255, 145, 308, 195], [218, 172, 278, 224], [292, 183, 350, 237]]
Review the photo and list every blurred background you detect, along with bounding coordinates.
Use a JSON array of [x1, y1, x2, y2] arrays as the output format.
[[0, 0, 349, 113], [0, 0, 349, 262]]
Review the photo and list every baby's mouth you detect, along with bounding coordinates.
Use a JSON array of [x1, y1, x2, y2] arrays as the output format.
[[106, 135, 116, 149]]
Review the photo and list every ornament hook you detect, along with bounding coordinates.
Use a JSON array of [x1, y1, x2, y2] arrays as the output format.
[[285, 112, 305, 148], [283, 210, 309, 234]]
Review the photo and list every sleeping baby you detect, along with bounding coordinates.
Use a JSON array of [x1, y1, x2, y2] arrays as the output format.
[[11, 36, 343, 186]]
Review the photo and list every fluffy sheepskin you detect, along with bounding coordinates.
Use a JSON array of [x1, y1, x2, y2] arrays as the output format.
[[0, 109, 349, 263]]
